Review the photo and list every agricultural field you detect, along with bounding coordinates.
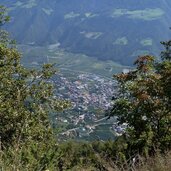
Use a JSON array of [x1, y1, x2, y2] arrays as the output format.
[[18, 45, 126, 141], [19, 44, 126, 77]]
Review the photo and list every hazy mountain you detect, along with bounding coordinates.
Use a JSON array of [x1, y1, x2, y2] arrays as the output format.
[[2, 0, 171, 65]]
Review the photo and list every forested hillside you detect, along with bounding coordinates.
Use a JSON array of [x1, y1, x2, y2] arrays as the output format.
[[1, 0, 171, 65]]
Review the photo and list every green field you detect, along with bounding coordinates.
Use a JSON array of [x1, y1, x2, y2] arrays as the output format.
[[19, 45, 127, 78], [111, 8, 165, 21]]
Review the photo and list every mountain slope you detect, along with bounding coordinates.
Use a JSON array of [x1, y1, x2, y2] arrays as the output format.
[[2, 0, 171, 65]]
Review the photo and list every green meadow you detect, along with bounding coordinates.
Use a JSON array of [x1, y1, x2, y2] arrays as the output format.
[[111, 8, 165, 20], [19, 45, 126, 77]]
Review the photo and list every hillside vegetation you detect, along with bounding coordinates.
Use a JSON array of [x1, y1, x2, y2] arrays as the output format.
[[1, 0, 171, 65]]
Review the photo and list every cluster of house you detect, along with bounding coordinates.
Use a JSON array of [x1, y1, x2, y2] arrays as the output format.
[[53, 73, 117, 111], [51, 72, 120, 140]]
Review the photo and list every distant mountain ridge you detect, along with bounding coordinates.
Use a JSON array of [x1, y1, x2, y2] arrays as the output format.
[[2, 0, 171, 65]]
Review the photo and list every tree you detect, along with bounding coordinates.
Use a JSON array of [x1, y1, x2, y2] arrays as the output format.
[[0, 6, 70, 169], [109, 41, 171, 155]]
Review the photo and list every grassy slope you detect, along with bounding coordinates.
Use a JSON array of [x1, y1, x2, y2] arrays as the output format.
[[1, 147, 171, 171]]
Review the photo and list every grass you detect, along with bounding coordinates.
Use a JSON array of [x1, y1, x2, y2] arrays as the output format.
[[19, 44, 126, 78], [113, 37, 128, 45], [134, 152, 171, 171], [85, 12, 99, 18], [42, 8, 54, 15], [111, 8, 165, 21], [80, 31, 103, 39], [140, 38, 153, 46], [1, 145, 171, 171], [64, 12, 80, 19]]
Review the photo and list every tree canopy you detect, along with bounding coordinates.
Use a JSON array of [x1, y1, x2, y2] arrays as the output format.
[[0, 6, 71, 170], [109, 40, 171, 155]]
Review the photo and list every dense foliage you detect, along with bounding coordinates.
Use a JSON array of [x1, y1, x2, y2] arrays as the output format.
[[109, 40, 171, 155], [0, 6, 70, 170]]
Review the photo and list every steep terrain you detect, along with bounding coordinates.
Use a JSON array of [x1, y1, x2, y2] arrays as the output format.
[[2, 0, 171, 65]]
